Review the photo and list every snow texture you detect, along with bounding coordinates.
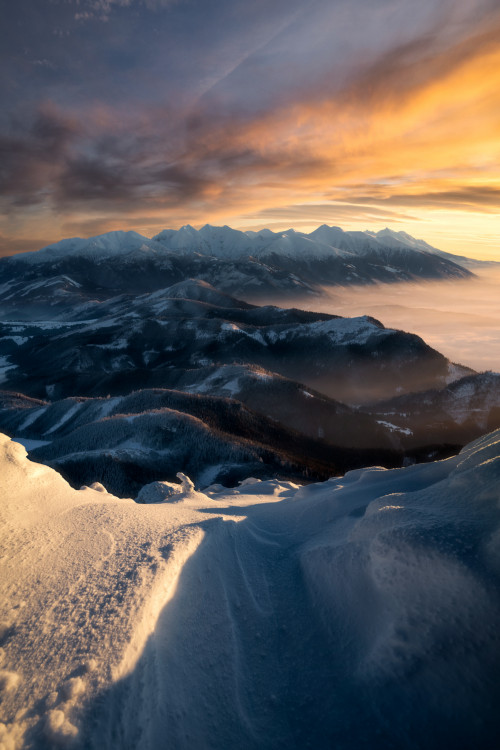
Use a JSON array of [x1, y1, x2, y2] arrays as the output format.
[[1, 431, 500, 748]]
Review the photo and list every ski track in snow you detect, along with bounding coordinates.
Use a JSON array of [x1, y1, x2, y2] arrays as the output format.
[[1, 432, 500, 749]]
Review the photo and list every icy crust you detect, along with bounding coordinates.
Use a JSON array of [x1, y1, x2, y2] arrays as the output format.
[[0, 435, 207, 748], [1, 431, 500, 748]]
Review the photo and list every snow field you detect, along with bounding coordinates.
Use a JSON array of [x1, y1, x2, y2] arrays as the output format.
[[1, 431, 500, 748]]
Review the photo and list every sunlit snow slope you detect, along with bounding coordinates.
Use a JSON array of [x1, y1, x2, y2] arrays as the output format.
[[1, 431, 500, 749]]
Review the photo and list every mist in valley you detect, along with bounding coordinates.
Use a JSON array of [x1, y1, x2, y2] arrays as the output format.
[[264, 267, 500, 374]]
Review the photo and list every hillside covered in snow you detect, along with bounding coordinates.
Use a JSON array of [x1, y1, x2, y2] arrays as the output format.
[[1, 429, 500, 749], [2, 257, 499, 494], [3, 273, 498, 495], [0, 224, 473, 309]]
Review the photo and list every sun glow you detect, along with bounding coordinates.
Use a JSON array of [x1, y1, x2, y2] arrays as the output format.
[[1, 3, 499, 259]]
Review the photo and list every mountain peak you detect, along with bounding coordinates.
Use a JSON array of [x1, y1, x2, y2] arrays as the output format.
[[14, 229, 156, 263], [5, 223, 473, 286]]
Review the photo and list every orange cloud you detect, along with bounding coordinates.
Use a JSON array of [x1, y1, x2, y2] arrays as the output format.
[[1, 10, 499, 259]]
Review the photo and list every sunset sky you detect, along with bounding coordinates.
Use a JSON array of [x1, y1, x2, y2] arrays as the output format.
[[1, 0, 499, 258]]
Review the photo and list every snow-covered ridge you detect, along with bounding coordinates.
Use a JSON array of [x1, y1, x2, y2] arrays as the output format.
[[277, 314, 387, 345], [1, 429, 500, 747], [13, 230, 164, 263], [0, 224, 473, 306], [9, 223, 468, 266]]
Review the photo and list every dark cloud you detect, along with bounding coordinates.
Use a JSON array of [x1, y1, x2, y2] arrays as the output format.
[[56, 153, 215, 207], [0, 86, 497, 232], [57, 157, 137, 202], [0, 105, 79, 205], [0, 91, 329, 216]]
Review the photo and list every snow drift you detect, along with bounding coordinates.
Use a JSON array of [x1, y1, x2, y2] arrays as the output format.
[[1, 430, 500, 748]]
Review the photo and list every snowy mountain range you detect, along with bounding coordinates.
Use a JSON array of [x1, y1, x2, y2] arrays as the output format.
[[0, 224, 473, 311], [7, 224, 479, 267], [1, 223, 498, 493]]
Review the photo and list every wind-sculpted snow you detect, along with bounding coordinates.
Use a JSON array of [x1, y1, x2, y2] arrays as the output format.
[[1, 430, 500, 748], [0, 434, 206, 749]]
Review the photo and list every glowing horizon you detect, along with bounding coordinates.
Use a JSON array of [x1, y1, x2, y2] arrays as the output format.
[[1, 0, 499, 260]]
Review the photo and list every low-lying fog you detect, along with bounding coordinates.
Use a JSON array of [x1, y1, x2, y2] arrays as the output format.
[[272, 267, 500, 373]]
